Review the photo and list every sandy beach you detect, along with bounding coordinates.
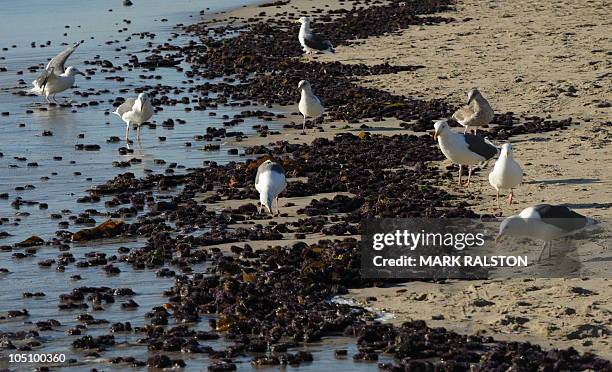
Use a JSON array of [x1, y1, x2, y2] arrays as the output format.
[[1, 0, 610, 370], [208, 0, 612, 359]]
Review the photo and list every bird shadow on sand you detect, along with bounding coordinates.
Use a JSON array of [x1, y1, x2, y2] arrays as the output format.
[[562, 202, 612, 210], [524, 178, 603, 185]]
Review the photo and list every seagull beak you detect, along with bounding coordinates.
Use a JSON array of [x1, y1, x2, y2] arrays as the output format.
[[433, 131, 438, 141], [504, 152, 508, 159]]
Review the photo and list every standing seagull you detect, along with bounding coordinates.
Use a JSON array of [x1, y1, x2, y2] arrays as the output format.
[[298, 17, 335, 54], [298, 80, 324, 134], [113, 93, 154, 141], [255, 160, 287, 216], [433, 119, 499, 185], [452, 88, 494, 134], [496, 205, 597, 262], [489, 143, 523, 206], [31, 42, 85, 104]]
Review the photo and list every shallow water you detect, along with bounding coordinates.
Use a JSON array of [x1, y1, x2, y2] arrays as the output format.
[[0, 1, 387, 371]]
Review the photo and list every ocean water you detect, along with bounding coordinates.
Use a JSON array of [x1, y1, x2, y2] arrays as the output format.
[[0, 1, 387, 370]]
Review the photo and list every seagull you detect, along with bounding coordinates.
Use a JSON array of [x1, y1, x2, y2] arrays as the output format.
[[298, 80, 324, 134], [433, 119, 499, 185], [489, 143, 523, 206], [298, 17, 335, 54], [255, 160, 287, 216], [496, 205, 597, 262], [112, 93, 154, 141], [452, 88, 494, 134], [30, 42, 85, 104]]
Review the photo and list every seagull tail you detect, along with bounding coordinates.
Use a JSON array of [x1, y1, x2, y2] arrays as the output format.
[[29, 81, 44, 96], [484, 137, 500, 155], [585, 217, 599, 227]]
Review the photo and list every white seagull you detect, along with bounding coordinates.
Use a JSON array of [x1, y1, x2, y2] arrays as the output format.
[[113, 93, 154, 141], [433, 119, 499, 185], [452, 88, 494, 134], [298, 17, 335, 54], [489, 143, 523, 206], [255, 160, 287, 216], [496, 204, 597, 262], [298, 80, 324, 134], [31, 42, 85, 104]]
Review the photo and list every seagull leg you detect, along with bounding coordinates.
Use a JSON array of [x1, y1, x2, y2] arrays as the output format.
[[44, 94, 51, 104], [125, 122, 131, 142], [301, 116, 307, 135], [507, 190, 513, 205], [136, 125, 141, 141], [496, 190, 500, 207], [275, 197, 280, 216], [466, 166, 473, 186], [548, 241, 553, 258], [536, 241, 548, 262], [458, 165, 463, 185], [463, 126, 468, 134]]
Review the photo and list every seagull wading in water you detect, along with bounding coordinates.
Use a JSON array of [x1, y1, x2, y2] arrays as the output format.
[[488, 143, 523, 206], [298, 80, 324, 134], [255, 160, 287, 216], [496, 204, 597, 262], [113, 93, 154, 141], [433, 119, 499, 185], [31, 42, 85, 104], [452, 88, 494, 134], [298, 17, 335, 54]]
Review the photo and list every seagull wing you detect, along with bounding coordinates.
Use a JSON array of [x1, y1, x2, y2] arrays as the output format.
[[534, 205, 589, 232], [113, 98, 137, 117], [34, 67, 58, 90], [46, 41, 82, 74], [269, 163, 286, 176], [463, 134, 498, 160], [451, 105, 476, 124], [303, 32, 334, 52]]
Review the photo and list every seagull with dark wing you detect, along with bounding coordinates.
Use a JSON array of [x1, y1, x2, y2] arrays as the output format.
[[113, 93, 154, 142], [30, 42, 85, 104], [433, 119, 499, 185], [298, 17, 335, 55], [496, 204, 598, 262]]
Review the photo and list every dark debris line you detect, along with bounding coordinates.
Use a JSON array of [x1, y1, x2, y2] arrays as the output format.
[[62, 131, 606, 371]]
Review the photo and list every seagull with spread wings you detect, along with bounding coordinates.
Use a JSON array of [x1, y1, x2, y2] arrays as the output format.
[[30, 42, 85, 104]]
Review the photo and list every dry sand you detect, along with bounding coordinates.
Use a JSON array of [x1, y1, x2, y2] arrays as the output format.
[[203, 0, 612, 358]]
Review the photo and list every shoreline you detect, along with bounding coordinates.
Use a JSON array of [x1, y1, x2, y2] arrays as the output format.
[[0, 0, 610, 369]]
